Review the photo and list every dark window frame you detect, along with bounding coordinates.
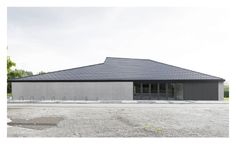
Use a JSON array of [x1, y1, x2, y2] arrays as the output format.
[[134, 83, 141, 93], [151, 83, 158, 93], [159, 83, 166, 94], [142, 83, 149, 93]]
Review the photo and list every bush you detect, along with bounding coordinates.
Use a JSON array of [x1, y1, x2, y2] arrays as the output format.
[[224, 90, 229, 98], [224, 85, 229, 98]]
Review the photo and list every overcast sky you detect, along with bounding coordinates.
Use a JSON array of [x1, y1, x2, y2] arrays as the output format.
[[7, 7, 230, 81]]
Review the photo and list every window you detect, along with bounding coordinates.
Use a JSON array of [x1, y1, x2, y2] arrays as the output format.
[[143, 84, 149, 93], [134, 83, 141, 93], [159, 83, 166, 94], [151, 83, 158, 93], [167, 83, 175, 98]]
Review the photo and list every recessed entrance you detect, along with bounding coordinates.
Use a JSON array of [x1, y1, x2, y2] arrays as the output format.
[[133, 82, 183, 100]]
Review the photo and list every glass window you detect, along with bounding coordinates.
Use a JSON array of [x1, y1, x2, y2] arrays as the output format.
[[159, 83, 166, 94], [168, 83, 175, 98], [143, 84, 149, 93], [134, 83, 141, 93], [151, 83, 158, 93]]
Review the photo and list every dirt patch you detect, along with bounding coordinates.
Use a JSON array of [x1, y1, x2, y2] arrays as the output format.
[[8, 117, 64, 130], [116, 115, 137, 127]]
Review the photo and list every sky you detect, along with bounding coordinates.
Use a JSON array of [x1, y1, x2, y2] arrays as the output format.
[[7, 7, 231, 82]]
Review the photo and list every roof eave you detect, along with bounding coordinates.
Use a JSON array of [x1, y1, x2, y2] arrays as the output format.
[[9, 79, 225, 83]]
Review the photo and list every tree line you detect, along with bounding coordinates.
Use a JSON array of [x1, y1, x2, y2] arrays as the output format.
[[7, 56, 46, 94]]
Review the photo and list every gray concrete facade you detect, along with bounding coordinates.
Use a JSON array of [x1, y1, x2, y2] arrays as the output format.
[[12, 81, 223, 101], [12, 82, 133, 100], [218, 82, 224, 101], [183, 81, 221, 100]]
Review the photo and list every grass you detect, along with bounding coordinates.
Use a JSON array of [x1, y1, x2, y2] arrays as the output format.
[[7, 93, 12, 99], [224, 97, 229, 102], [143, 123, 163, 134]]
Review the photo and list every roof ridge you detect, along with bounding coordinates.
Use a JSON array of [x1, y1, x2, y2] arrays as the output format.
[[105, 57, 151, 62]]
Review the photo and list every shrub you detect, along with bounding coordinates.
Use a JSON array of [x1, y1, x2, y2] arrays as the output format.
[[224, 85, 229, 98]]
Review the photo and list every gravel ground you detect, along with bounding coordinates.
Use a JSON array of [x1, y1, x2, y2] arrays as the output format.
[[7, 103, 229, 137]]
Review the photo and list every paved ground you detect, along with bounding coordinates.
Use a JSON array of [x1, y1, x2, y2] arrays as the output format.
[[7, 103, 229, 137]]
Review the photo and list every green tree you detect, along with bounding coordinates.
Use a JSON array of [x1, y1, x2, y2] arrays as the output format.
[[7, 56, 16, 94], [14, 69, 33, 78], [7, 56, 16, 78], [7, 57, 33, 93]]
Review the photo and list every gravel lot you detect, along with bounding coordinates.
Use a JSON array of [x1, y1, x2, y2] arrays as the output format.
[[7, 103, 229, 137]]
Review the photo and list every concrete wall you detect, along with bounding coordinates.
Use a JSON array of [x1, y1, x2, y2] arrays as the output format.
[[183, 81, 219, 100], [12, 81, 222, 101], [12, 82, 133, 100], [218, 82, 224, 101]]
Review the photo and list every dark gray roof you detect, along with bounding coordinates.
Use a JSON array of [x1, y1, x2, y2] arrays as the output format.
[[10, 57, 224, 82]]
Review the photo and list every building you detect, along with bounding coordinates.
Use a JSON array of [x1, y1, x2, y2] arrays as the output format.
[[10, 57, 224, 101]]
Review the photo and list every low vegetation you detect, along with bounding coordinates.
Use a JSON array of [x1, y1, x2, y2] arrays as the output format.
[[7, 56, 46, 94], [224, 84, 229, 102], [224, 84, 229, 98]]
